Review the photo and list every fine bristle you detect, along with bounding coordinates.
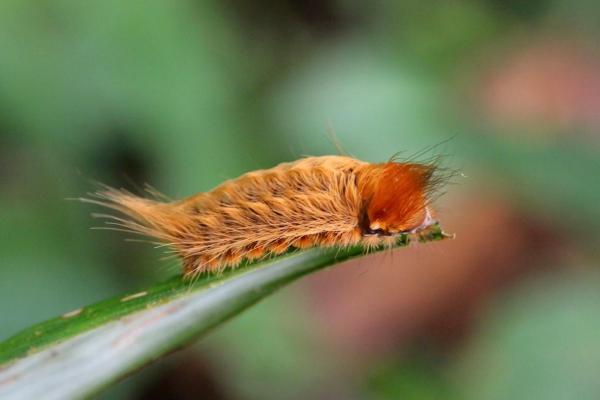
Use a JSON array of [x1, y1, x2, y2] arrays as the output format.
[[83, 188, 181, 244]]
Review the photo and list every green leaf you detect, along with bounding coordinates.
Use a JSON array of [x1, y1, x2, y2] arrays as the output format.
[[0, 225, 450, 399]]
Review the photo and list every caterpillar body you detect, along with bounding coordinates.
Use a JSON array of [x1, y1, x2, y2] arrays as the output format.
[[91, 155, 445, 277]]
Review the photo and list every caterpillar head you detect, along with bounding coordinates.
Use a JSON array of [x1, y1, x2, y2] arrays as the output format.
[[357, 162, 441, 236]]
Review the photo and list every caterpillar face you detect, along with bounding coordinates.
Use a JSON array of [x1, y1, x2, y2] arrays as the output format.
[[365, 207, 435, 236]]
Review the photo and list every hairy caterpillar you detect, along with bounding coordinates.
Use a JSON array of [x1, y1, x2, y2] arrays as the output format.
[[89, 155, 448, 277]]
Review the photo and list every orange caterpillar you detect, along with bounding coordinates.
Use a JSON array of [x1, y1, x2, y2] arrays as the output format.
[[90, 156, 446, 277]]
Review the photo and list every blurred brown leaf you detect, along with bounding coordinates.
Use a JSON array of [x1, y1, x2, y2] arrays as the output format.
[[479, 37, 600, 135]]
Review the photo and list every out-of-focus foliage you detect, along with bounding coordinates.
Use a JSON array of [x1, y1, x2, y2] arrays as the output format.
[[0, 0, 598, 398], [456, 273, 600, 400]]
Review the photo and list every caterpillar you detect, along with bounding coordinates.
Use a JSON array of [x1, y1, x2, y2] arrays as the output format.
[[89, 155, 448, 277]]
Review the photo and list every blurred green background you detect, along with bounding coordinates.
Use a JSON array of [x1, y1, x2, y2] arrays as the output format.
[[1, 1, 599, 399]]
